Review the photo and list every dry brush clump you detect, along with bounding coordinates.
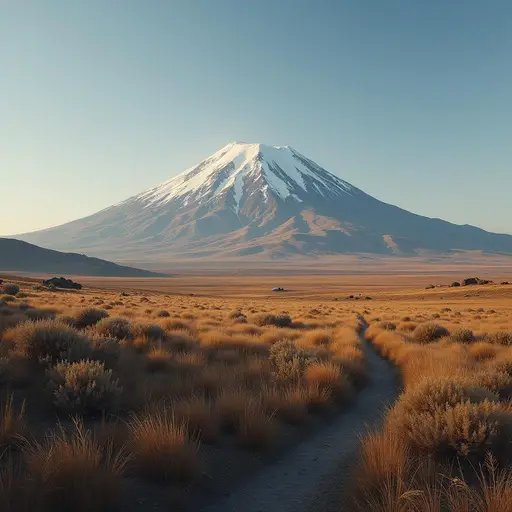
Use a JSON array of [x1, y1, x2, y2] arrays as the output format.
[[128, 409, 200, 483], [47, 359, 122, 414], [22, 419, 129, 512], [4, 319, 92, 363]]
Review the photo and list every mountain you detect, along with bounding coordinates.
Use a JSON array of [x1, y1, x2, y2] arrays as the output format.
[[13, 142, 512, 261], [0, 238, 166, 277]]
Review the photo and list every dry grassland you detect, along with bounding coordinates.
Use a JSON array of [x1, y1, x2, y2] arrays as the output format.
[[0, 275, 366, 511]]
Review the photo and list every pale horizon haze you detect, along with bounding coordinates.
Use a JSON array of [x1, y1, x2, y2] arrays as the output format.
[[2, 1, 512, 236]]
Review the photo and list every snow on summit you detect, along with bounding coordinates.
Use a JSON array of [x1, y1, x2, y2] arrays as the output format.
[[137, 142, 357, 211]]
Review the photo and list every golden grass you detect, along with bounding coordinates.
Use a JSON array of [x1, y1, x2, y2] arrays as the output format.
[[23, 419, 129, 512], [128, 409, 200, 482]]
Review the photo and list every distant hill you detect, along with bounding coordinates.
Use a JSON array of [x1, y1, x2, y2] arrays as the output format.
[[13, 142, 512, 261], [0, 238, 167, 277]]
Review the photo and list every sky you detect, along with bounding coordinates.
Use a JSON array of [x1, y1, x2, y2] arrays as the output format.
[[2, 0, 511, 236]]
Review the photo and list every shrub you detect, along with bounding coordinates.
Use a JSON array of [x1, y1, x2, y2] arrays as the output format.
[[268, 339, 316, 381], [301, 329, 332, 346], [377, 322, 396, 331], [391, 378, 498, 418], [25, 308, 56, 321], [133, 323, 166, 341], [484, 332, 512, 346], [252, 313, 292, 327], [157, 310, 170, 317], [390, 400, 503, 460], [5, 320, 92, 363], [412, 323, 450, 343], [166, 330, 197, 352], [145, 348, 172, 373], [90, 336, 120, 368], [0, 295, 16, 303], [47, 359, 122, 414], [73, 308, 109, 329], [95, 317, 133, 340], [128, 410, 199, 482], [228, 309, 246, 320], [1, 284, 19, 296], [23, 419, 128, 512], [451, 328, 475, 344]]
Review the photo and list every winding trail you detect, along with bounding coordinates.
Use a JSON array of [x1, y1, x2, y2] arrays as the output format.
[[201, 330, 400, 512]]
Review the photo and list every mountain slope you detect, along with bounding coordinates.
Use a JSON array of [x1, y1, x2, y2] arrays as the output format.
[[13, 142, 512, 261], [0, 238, 166, 277]]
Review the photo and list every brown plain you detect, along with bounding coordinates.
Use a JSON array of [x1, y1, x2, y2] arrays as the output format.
[[1, 265, 512, 511]]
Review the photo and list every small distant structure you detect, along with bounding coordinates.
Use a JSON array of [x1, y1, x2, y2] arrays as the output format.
[[272, 287, 285, 292], [43, 277, 82, 290]]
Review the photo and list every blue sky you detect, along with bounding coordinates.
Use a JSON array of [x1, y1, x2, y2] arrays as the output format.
[[2, 0, 511, 235]]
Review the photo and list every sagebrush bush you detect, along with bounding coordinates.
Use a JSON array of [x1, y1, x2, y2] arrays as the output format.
[[391, 377, 498, 418], [47, 359, 122, 414], [73, 308, 109, 329], [95, 317, 133, 340], [1, 284, 19, 296], [252, 313, 292, 328], [451, 328, 475, 343], [133, 323, 166, 341], [484, 332, 512, 346], [268, 339, 316, 380], [389, 399, 504, 460], [5, 320, 92, 363], [412, 323, 450, 343]]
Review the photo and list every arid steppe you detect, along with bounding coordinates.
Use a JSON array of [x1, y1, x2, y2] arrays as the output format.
[[1, 268, 512, 510]]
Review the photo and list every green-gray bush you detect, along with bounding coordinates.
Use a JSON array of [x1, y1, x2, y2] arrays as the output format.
[[268, 339, 316, 381], [47, 359, 122, 413]]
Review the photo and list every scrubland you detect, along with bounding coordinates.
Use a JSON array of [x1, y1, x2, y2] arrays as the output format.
[[0, 276, 366, 511], [351, 293, 512, 511]]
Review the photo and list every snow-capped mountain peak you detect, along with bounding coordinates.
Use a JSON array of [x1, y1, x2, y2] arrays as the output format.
[[136, 141, 357, 213]]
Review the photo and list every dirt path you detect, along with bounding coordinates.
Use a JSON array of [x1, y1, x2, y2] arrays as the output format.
[[201, 330, 400, 512]]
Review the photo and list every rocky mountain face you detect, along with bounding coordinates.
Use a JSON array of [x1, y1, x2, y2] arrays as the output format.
[[13, 142, 512, 261]]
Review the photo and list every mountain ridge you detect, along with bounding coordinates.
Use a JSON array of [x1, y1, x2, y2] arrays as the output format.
[[0, 238, 168, 277], [12, 142, 512, 261]]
